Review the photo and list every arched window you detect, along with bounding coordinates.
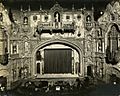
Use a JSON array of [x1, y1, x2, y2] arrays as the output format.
[[13, 45, 17, 54], [54, 11, 60, 22], [86, 15, 92, 22], [106, 24, 119, 64], [11, 42, 18, 54], [108, 25, 118, 52], [77, 15, 81, 20], [66, 15, 70, 20], [86, 15, 92, 28], [23, 17, 28, 24], [44, 15, 48, 22], [33, 15, 37, 21]]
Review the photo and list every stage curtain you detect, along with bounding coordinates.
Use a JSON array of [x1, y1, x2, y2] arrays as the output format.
[[44, 49, 72, 73]]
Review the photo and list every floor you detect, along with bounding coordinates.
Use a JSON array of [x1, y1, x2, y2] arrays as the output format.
[[1, 83, 120, 96]]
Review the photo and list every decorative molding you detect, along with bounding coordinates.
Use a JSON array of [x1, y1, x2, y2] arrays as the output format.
[[50, 3, 63, 12]]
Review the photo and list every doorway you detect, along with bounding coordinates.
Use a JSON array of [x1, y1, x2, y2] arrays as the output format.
[[87, 66, 92, 77]]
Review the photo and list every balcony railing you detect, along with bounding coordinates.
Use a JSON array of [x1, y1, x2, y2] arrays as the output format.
[[63, 24, 74, 30], [37, 22, 75, 34], [38, 23, 52, 30]]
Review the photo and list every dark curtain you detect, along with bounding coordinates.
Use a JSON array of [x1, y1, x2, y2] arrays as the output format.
[[44, 49, 72, 73]]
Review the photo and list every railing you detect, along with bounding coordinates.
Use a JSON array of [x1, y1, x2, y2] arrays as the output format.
[[36, 22, 75, 35], [62, 23, 74, 30], [38, 22, 52, 30], [38, 22, 74, 30]]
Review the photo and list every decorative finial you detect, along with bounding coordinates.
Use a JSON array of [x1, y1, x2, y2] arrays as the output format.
[[28, 5, 31, 11], [40, 5, 42, 11], [20, 5, 23, 11], [92, 4, 94, 11], [72, 4, 75, 10], [83, 4, 86, 10]]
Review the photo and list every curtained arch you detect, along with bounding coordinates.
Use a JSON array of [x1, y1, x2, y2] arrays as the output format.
[[32, 39, 84, 76]]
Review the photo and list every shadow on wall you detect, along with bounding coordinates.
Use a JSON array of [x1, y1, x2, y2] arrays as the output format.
[[105, 46, 118, 65]]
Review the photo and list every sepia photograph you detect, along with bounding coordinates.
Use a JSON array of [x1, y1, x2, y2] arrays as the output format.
[[0, 0, 120, 95]]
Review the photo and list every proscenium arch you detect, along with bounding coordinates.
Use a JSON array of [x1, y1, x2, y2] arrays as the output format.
[[32, 39, 84, 76]]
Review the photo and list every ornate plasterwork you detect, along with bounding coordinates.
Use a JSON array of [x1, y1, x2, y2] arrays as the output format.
[[97, 1, 120, 40], [0, 3, 11, 26], [50, 3, 63, 12], [98, 1, 120, 24], [20, 36, 31, 57], [109, 1, 120, 14]]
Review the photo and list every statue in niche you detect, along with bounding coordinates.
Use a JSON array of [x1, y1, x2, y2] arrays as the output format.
[[86, 15, 92, 22], [23, 17, 28, 25], [25, 42, 29, 54], [19, 67, 24, 79], [54, 12, 60, 28], [23, 66, 28, 79], [55, 13, 59, 22], [12, 69, 16, 80], [12, 44, 17, 54], [19, 66, 28, 79], [87, 41, 91, 52], [98, 39, 102, 52]]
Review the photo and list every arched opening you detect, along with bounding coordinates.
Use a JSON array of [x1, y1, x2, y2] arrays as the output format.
[[34, 42, 82, 78], [86, 15, 92, 22], [0, 76, 7, 90], [87, 66, 92, 77], [106, 24, 120, 65], [23, 17, 28, 24], [86, 15, 92, 30], [54, 11, 60, 22], [54, 11, 60, 29]]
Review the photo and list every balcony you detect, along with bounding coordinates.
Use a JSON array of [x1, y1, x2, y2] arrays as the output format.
[[62, 23, 75, 34], [39, 23, 52, 30], [37, 22, 75, 35], [37, 22, 52, 35]]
